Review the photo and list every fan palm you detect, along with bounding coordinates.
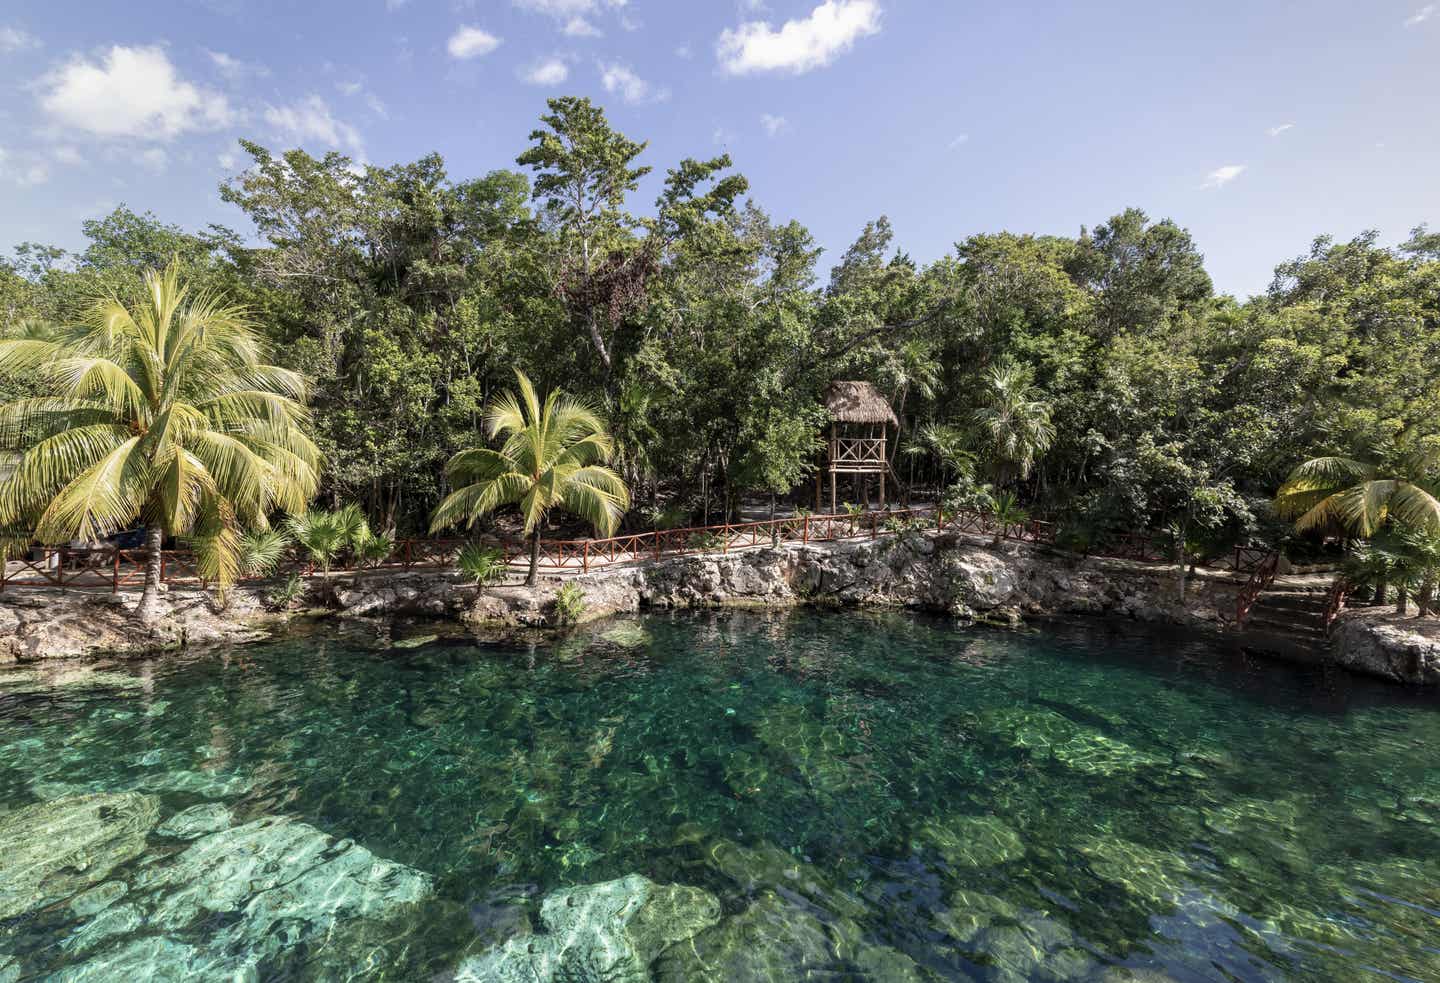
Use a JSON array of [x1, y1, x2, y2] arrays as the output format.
[[0, 261, 320, 623], [972, 363, 1055, 488], [430, 369, 629, 586], [1274, 451, 1440, 538]]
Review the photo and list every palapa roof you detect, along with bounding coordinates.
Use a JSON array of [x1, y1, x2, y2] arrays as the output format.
[[823, 381, 898, 426]]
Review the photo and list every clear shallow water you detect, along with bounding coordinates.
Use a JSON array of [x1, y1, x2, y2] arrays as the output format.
[[1, 610, 1438, 982]]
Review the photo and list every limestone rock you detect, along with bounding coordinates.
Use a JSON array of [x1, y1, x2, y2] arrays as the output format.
[[0, 792, 159, 919], [455, 874, 721, 983], [51, 815, 432, 980], [1330, 612, 1440, 685], [155, 803, 233, 839]]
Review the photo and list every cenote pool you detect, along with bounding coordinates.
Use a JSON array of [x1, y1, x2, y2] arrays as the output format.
[[1, 610, 1438, 982]]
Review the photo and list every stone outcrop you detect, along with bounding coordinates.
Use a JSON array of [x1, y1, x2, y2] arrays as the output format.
[[16, 530, 1439, 688], [461, 532, 1244, 634], [0, 587, 275, 664], [1329, 610, 1440, 685]]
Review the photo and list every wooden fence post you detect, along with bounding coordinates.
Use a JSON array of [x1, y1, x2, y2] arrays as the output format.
[[802, 514, 809, 544], [583, 541, 590, 573], [113, 551, 121, 594]]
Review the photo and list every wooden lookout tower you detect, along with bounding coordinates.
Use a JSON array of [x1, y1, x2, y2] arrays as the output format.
[[818, 381, 899, 513]]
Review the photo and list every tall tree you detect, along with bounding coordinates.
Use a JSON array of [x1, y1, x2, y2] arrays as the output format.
[[430, 369, 629, 586], [0, 261, 321, 622]]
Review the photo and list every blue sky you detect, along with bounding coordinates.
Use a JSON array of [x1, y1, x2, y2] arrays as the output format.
[[1, 0, 1437, 298]]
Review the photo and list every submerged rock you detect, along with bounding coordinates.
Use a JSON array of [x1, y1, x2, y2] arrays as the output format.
[[980, 707, 1163, 776], [655, 889, 928, 982], [916, 814, 1026, 868], [455, 874, 721, 983], [47, 815, 432, 980], [0, 792, 159, 919], [1077, 836, 1194, 905], [155, 803, 233, 839]]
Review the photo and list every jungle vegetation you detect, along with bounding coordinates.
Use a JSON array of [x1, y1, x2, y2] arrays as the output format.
[[2, 97, 1439, 607]]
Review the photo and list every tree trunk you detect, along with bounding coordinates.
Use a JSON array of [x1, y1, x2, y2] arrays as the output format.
[[1176, 546, 1188, 602], [1373, 575, 1387, 606], [1395, 585, 1409, 616], [1418, 576, 1436, 616], [135, 523, 165, 625], [526, 530, 541, 588], [769, 492, 778, 547]]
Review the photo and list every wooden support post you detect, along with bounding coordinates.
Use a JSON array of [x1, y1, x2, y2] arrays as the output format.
[[113, 551, 120, 594], [583, 541, 590, 573], [879, 471, 885, 508]]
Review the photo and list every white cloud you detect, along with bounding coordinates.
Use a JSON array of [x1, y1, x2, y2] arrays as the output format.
[[218, 150, 239, 170], [447, 25, 502, 59], [712, 126, 737, 146], [1405, 4, 1436, 26], [563, 17, 603, 37], [38, 45, 233, 140], [263, 95, 364, 155], [1201, 164, 1246, 189], [717, 0, 881, 76], [760, 112, 788, 136], [520, 56, 570, 85], [139, 147, 168, 173], [675, 44, 693, 59], [206, 49, 269, 81], [515, 0, 626, 36], [1267, 122, 1295, 137], [947, 133, 969, 149], [337, 80, 363, 96], [365, 93, 388, 119], [515, 0, 626, 17], [51, 145, 84, 165], [0, 149, 49, 187], [599, 61, 667, 104], [0, 26, 40, 53]]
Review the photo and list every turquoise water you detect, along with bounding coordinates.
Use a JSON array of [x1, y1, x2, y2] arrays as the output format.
[[1, 610, 1438, 981]]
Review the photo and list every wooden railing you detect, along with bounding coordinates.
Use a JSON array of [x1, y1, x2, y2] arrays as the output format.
[[1235, 550, 1281, 628], [1232, 545, 1274, 574], [830, 437, 887, 470], [1323, 578, 1353, 636], [1, 507, 1251, 594]]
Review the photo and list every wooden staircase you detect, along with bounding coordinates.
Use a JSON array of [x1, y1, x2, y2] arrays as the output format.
[[1242, 585, 1332, 646]]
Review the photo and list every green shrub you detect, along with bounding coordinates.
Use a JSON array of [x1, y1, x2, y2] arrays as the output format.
[[553, 582, 587, 627], [266, 572, 306, 611], [642, 503, 692, 530], [458, 543, 507, 586], [239, 529, 293, 579], [687, 530, 724, 551]]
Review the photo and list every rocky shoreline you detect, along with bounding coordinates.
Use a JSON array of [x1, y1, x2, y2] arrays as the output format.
[[2, 530, 1437, 686]]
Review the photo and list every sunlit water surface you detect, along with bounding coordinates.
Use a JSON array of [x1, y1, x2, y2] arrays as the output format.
[[1, 610, 1438, 981]]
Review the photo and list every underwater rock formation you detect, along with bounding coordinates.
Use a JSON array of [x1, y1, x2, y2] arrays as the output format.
[[0, 792, 159, 919], [455, 874, 722, 983], [14, 814, 432, 980]]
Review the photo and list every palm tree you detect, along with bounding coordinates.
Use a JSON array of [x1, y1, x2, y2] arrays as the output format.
[[989, 491, 1029, 546], [0, 261, 320, 623], [910, 423, 977, 502], [1274, 452, 1440, 538], [879, 339, 940, 465], [972, 363, 1055, 489], [430, 369, 629, 587]]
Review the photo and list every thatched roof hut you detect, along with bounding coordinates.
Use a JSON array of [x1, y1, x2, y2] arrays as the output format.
[[823, 381, 898, 427]]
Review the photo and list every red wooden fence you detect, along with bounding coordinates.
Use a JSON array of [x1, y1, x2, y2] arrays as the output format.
[[0, 506, 1234, 595]]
